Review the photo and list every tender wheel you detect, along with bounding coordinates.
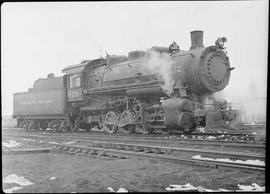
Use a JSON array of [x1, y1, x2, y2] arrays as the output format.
[[33, 120, 40, 131], [159, 128, 172, 134], [104, 111, 118, 133], [60, 120, 69, 131], [18, 120, 24, 128], [27, 120, 34, 131], [50, 120, 60, 132], [21, 120, 28, 129], [118, 111, 135, 134], [136, 124, 152, 134], [50, 120, 56, 131]]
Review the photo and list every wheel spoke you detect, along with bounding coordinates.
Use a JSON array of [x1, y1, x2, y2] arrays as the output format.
[[136, 124, 152, 134], [119, 111, 135, 133], [104, 111, 118, 133]]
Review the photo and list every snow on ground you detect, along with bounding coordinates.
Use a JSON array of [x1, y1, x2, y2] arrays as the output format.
[[107, 187, 114, 192], [23, 138, 43, 143], [64, 141, 76, 145], [116, 188, 128, 193], [238, 183, 265, 191], [166, 183, 200, 191], [3, 174, 34, 193], [196, 127, 205, 133], [2, 140, 23, 148], [165, 183, 265, 192], [3, 186, 23, 193], [192, 155, 265, 166], [179, 134, 188, 139], [22, 138, 36, 142], [3, 174, 34, 186], [107, 187, 128, 193], [47, 141, 60, 144], [205, 136, 216, 140]]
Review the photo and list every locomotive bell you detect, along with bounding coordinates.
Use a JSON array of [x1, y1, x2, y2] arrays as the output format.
[[215, 37, 227, 49]]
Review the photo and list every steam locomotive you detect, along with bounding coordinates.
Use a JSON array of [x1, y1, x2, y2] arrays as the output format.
[[13, 31, 241, 134]]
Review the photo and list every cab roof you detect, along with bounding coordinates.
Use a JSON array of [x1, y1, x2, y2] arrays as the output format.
[[62, 60, 92, 75]]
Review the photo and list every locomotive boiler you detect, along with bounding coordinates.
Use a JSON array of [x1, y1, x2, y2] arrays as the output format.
[[13, 30, 240, 133]]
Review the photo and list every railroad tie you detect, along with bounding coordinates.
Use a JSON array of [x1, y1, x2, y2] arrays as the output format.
[[98, 151, 106, 156], [52, 145, 61, 152], [81, 148, 89, 154], [95, 143, 103, 148], [67, 147, 77, 153], [50, 145, 57, 150], [124, 145, 132, 151], [117, 155, 127, 159], [110, 144, 118, 149], [88, 150, 98, 155], [109, 154, 119, 158], [61, 146, 69, 151], [152, 148, 163, 154], [195, 161, 218, 169], [144, 148, 154, 153], [74, 148, 82, 153], [133, 146, 144, 152], [103, 144, 112, 149], [116, 145, 125, 150], [163, 149, 173, 155]]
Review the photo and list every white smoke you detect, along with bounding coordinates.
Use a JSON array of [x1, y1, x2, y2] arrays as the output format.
[[214, 81, 266, 123], [146, 50, 175, 95]]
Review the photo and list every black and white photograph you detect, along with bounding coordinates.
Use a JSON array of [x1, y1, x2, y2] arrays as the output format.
[[1, 1, 268, 193]]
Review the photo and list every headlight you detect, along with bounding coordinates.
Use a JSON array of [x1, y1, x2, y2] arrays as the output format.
[[215, 37, 227, 48]]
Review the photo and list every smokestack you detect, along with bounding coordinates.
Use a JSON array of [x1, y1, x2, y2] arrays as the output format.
[[190, 30, 204, 50]]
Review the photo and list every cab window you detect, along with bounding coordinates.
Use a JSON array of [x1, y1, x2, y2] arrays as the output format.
[[69, 74, 81, 88]]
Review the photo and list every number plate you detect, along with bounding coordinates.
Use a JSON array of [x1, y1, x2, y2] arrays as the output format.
[[68, 89, 83, 101]]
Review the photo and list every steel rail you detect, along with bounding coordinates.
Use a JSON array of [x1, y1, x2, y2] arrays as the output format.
[[2, 126, 260, 137], [50, 143, 265, 172], [1, 127, 261, 141], [3, 133, 265, 161], [3, 131, 265, 149]]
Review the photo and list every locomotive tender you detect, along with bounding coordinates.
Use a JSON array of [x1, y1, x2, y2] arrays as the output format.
[[13, 31, 239, 134]]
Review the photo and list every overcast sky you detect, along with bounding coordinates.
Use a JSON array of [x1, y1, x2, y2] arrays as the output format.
[[1, 1, 268, 116]]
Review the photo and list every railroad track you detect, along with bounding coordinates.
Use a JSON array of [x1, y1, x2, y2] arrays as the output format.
[[3, 131, 265, 152], [2, 126, 261, 141], [3, 133, 265, 173], [51, 143, 265, 172], [2, 126, 260, 138]]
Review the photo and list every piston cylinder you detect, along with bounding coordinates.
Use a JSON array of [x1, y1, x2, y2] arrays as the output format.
[[162, 98, 195, 129]]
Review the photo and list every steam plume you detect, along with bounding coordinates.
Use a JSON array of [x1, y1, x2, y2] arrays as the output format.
[[214, 82, 266, 123], [146, 50, 174, 95]]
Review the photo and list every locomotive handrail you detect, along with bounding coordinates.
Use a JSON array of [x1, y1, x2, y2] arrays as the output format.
[[85, 81, 163, 94]]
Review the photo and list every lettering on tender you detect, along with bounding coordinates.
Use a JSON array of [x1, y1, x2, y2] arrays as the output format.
[[20, 99, 53, 105]]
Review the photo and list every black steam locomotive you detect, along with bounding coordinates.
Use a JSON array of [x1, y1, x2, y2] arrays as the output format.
[[13, 31, 241, 134]]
